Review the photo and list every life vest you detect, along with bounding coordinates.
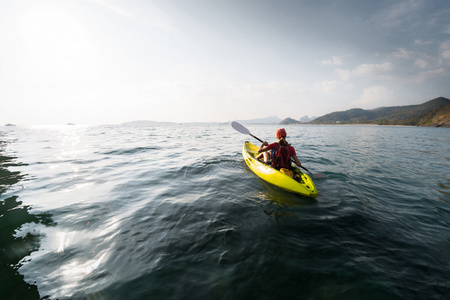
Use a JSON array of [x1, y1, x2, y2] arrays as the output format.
[[271, 145, 291, 170]]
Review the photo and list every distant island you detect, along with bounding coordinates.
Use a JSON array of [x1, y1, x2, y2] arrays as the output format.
[[283, 97, 450, 127], [121, 97, 449, 128], [234, 116, 282, 124], [237, 115, 317, 125]]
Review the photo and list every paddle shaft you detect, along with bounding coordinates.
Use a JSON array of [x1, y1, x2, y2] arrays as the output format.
[[250, 134, 264, 144], [299, 165, 312, 174]]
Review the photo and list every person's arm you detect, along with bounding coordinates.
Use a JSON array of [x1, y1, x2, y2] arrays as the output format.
[[292, 154, 301, 167], [258, 141, 269, 153]]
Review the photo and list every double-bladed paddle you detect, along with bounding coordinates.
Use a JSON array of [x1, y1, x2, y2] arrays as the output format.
[[231, 121, 327, 178]]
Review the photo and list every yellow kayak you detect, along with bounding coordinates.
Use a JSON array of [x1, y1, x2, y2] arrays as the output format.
[[242, 141, 318, 198]]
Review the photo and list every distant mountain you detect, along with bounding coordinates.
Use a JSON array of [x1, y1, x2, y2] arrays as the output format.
[[310, 97, 450, 127], [279, 115, 318, 125], [235, 116, 282, 124], [299, 115, 317, 123], [280, 118, 300, 125]]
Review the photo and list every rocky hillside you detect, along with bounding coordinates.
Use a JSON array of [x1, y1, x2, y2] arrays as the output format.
[[310, 97, 450, 127], [424, 102, 450, 127]]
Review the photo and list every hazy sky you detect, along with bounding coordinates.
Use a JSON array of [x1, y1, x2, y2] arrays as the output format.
[[1, 0, 450, 125]]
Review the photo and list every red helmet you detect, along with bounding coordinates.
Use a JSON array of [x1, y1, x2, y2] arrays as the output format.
[[276, 128, 287, 139]]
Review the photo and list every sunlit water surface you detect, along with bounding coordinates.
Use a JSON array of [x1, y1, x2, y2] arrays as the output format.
[[1, 124, 449, 299]]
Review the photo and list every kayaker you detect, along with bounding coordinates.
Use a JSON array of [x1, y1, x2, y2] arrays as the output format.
[[257, 128, 302, 178]]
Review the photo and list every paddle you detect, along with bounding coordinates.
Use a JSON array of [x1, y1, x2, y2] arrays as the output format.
[[231, 121, 264, 143], [231, 121, 327, 178]]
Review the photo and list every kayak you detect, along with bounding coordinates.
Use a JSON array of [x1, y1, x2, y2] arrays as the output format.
[[242, 141, 318, 198]]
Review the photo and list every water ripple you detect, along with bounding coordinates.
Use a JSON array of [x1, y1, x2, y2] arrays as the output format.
[[1, 124, 448, 299]]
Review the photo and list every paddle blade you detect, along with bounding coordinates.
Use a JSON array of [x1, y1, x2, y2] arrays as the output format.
[[300, 165, 328, 179], [231, 121, 250, 135], [311, 172, 328, 179]]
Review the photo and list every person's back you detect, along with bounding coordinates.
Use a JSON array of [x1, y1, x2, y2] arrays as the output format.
[[271, 144, 291, 170], [258, 128, 303, 178]]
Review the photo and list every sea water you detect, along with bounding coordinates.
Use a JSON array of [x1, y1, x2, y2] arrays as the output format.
[[0, 124, 449, 299]]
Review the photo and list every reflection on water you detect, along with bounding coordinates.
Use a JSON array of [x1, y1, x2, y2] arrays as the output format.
[[0, 130, 56, 299]]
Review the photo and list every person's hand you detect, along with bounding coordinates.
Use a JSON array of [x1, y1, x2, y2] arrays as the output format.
[[261, 141, 268, 147]]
